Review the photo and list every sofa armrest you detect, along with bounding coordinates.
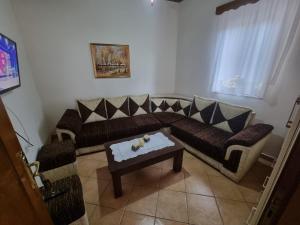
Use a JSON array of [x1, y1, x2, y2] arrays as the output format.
[[56, 109, 82, 136], [225, 123, 273, 149]]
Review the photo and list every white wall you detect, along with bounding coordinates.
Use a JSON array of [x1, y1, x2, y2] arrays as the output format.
[[11, 0, 179, 129], [0, 0, 48, 161], [175, 0, 300, 157]]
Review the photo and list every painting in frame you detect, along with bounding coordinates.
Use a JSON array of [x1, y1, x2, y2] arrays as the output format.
[[90, 43, 131, 78]]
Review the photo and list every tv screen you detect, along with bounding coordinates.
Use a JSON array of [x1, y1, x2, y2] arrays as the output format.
[[0, 33, 20, 94]]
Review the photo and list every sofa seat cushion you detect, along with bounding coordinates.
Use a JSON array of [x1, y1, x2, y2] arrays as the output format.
[[211, 102, 252, 134], [75, 121, 108, 148], [153, 112, 185, 126], [132, 114, 162, 133], [171, 118, 209, 145], [106, 117, 139, 140], [193, 127, 233, 162]]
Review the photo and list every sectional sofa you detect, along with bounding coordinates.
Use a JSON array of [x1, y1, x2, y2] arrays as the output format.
[[56, 94, 273, 182]]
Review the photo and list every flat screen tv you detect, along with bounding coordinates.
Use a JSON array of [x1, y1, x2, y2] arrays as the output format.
[[0, 33, 20, 94]]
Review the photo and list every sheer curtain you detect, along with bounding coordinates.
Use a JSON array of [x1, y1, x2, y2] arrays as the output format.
[[211, 0, 300, 98]]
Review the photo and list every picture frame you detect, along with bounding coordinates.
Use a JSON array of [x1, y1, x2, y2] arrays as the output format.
[[90, 43, 131, 78]]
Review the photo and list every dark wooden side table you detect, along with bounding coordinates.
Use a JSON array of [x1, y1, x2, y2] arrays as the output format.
[[104, 131, 184, 198]]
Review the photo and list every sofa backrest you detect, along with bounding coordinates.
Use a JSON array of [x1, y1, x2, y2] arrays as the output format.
[[164, 99, 179, 113], [128, 94, 151, 116], [76, 95, 255, 131], [150, 97, 192, 115], [211, 102, 253, 134], [105, 96, 130, 119], [176, 99, 192, 117], [189, 96, 217, 124], [77, 98, 107, 123], [151, 98, 166, 113]]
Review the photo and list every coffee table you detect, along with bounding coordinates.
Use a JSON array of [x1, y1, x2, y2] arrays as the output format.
[[104, 131, 184, 198]]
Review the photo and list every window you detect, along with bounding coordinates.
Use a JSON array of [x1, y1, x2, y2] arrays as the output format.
[[211, 0, 300, 98]]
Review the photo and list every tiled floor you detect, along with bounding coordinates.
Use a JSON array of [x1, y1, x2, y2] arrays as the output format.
[[77, 150, 272, 225]]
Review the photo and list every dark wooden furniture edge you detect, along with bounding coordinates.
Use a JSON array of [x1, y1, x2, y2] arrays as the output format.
[[104, 131, 183, 172], [216, 0, 259, 15], [104, 131, 184, 197], [0, 98, 54, 225]]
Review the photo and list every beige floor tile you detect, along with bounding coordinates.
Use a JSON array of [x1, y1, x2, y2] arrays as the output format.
[[160, 159, 174, 170], [156, 190, 188, 223], [135, 167, 162, 187], [85, 151, 108, 161], [96, 166, 112, 180], [77, 159, 106, 177], [85, 203, 97, 219], [121, 211, 155, 225], [216, 198, 250, 225], [209, 176, 244, 201], [160, 170, 186, 192], [100, 183, 134, 209], [77, 156, 88, 164], [182, 158, 206, 176], [126, 186, 159, 216], [148, 162, 163, 169], [185, 173, 213, 196], [90, 161, 109, 178], [247, 202, 257, 211], [238, 174, 262, 203], [250, 162, 273, 184], [80, 176, 90, 187], [187, 194, 223, 225], [83, 178, 109, 204], [201, 163, 223, 177], [90, 206, 124, 225], [183, 151, 195, 159], [155, 218, 187, 225]]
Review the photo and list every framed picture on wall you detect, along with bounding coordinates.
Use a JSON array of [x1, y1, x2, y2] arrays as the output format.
[[90, 43, 131, 78]]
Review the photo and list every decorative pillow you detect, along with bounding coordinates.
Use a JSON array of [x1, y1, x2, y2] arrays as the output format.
[[176, 100, 192, 117], [164, 99, 179, 113], [105, 96, 130, 119], [129, 94, 150, 116], [189, 96, 216, 124], [77, 98, 107, 123], [151, 99, 165, 113], [211, 102, 252, 133]]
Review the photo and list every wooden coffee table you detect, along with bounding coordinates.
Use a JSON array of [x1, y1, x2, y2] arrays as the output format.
[[104, 131, 184, 198]]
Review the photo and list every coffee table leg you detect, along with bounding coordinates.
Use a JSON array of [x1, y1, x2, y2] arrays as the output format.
[[112, 173, 122, 198], [173, 150, 183, 172]]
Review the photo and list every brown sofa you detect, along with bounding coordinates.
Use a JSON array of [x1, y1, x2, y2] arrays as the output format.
[[56, 94, 273, 182]]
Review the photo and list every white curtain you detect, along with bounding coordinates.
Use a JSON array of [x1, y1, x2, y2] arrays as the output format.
[[211, 0, 300, 98]]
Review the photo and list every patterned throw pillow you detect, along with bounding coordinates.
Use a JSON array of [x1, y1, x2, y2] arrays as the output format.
[[77, 98, 107, 123], [129, 94, 150, 116], [211, 102, 252, 133], [189, 96, 216, 124], [105, 96, 130, 119], [176, 99, 192, 117], [164, 99, 179, 113], [151, 99, 166, 113]]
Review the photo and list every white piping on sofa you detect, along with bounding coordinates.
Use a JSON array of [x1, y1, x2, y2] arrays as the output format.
[[221, 133, 271, 182]]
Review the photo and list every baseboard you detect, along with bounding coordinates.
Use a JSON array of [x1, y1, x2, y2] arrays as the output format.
[[259, 153, 276, 167]]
